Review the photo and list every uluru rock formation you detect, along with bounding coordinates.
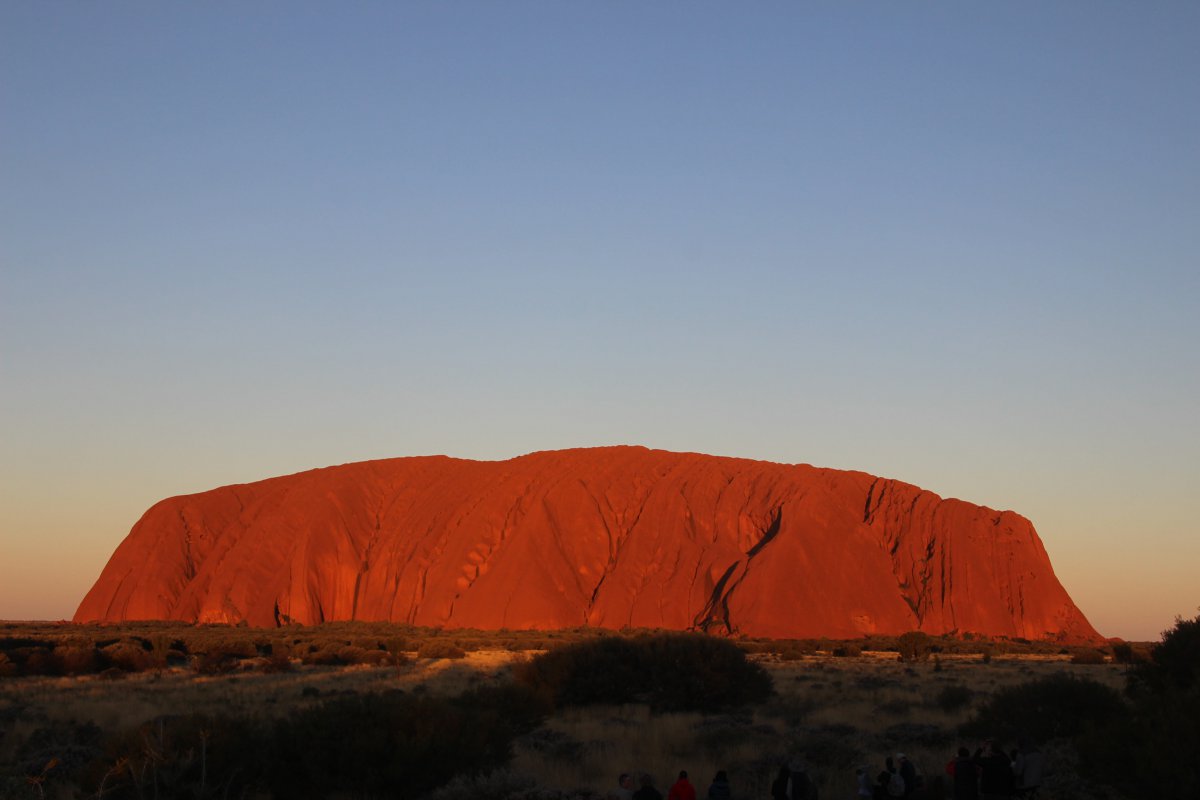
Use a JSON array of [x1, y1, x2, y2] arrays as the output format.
[[75, 447, 1101, 642]]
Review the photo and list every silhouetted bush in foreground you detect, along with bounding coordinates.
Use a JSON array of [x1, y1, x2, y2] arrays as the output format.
[[268, 684, 546, 798], [73, 683, 547, 799], [514, 632, 772, 712], [1079, 612, 1200, 799], [961, 672, 1127, 743], [934, 683, 973, 713]]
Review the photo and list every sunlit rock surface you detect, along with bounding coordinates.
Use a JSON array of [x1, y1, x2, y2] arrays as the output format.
[[75, 446, 1101, 642]]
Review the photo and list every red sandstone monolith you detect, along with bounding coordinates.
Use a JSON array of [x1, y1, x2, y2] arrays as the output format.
[[74, 446, 1101, 642]]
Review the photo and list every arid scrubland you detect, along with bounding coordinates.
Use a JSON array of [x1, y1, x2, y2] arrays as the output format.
[[507, 654, 1125, 800], [2, 621, 1190, 799]]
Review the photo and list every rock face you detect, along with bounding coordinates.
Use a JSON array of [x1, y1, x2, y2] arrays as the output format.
[[75, 447, 1101, 642]]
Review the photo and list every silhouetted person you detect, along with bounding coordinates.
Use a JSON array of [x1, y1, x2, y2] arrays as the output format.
[[946, 747, 979, 800], [707, 770, 731, 800], [856, 764, 874, 798], [898, 753, 918, 796], [788, 758, 815, 800], [1012, 738, 1044, 798], [975, 740, 1013, 800], [613, 773, 635, 800], [877, 756, 904, 798], [668, 770, 696, 800], [772, 764, 792, 800], [634, 773, 664, 800]]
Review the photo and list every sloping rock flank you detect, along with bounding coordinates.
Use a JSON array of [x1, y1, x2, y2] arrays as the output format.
[[75, 447, 1101, 642]]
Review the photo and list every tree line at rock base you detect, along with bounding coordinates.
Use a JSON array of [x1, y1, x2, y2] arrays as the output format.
[[0, 620, 1147, 679]]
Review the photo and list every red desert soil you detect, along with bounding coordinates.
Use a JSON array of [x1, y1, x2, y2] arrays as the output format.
[[75, 446, 1101, 643]]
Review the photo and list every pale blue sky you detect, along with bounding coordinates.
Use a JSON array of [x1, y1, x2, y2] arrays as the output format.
[[2, 3, 1197, 639]]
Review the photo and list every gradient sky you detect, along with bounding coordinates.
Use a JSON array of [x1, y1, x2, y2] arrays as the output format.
[[2, 3, 1196, 641]]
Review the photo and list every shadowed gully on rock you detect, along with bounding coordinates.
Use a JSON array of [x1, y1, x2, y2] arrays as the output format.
[[75, 446, 1101, 643]]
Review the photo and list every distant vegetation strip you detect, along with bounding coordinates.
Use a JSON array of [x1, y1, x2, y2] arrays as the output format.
[[0, 621, 1146, 679]]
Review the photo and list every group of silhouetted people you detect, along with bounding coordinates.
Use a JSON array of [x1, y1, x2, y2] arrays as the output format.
[[609, 769, 734, 800], [850, 740, 1042, 799], [605, 740, 1042, 800], [609, 762, 816, 800], [945, 738, 1043, 799], [856, 753, 920, 798]]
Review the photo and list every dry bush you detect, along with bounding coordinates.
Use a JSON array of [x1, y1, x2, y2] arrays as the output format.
[[20, 648, 59, 676], [301, 645, 345, 666], [204, 639, 257, 659], [339, 645, 399, 665], [335, 645, 370, 664], [1070, 648, 1107, 665], [100, 642, 160, 672], [896, 632, 934, 662], [262, 652, 294, 673], [54, 645, 100, 675], [193, 642, 259, 674], [419, 640, 468, 660]]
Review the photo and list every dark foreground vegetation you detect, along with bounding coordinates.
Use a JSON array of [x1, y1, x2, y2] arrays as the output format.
[[1, 618, 1194, 799], [958, 613, 1200, 799]]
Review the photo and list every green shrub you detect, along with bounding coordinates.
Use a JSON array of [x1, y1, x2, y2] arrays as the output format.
[[514, 633, 772, 712]]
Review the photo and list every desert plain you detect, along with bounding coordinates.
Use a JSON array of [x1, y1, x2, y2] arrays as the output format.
[[0, 621, 1150, 800]]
